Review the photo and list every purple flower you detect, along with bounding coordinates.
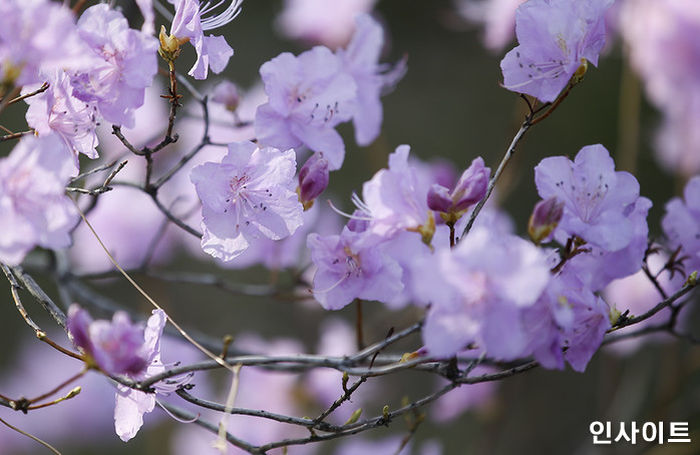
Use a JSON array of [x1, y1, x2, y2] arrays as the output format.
[[136, 0, 155, 34], [190, 141, 304, 262], [455, 0, 526, 52], [0, 0, 88, 86], [500, 0, 612, 102], [308, 227, 403, 310], [361, 145, 435, 241], [71, 4, 158, 128], [416, 227, 550, 359], [535, 144, 644, 252], [255, 46, 357, 170], [211, 80, 241, 111], [528, 196, 564, 244], [298, 152, 330, 209], [662, 175, 700, 274], [427, 157, 490, 215], [619, 0, 700, 176], [66, 305, 149, 377], [169, 0, 241, 80], [114, 309, 191, 441], [523, 270, 610, 372], [24, 70, 100, 165], [0, 134, 78, 265], [563, 196, 651, 291], [337, 13, 407, 146], [276, 0, 377, 48]]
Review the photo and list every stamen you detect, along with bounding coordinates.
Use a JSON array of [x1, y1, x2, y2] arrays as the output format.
[[156, 399, 200, 423], [327, 200, 373, 221], [313, 271, 351, 294], [199, 0, 243, 31]]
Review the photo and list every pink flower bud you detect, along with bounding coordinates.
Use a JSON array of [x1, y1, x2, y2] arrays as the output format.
[[427, 184, 453, 212], [452, 157, 489, 212], [298, 153, 330, 209], [427, 157, 490, 215], [528, 197, 564, 244]]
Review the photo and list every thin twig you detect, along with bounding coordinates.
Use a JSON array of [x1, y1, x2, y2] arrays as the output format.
[[0, 417, 62, 455], [1, 130, 34, 142]]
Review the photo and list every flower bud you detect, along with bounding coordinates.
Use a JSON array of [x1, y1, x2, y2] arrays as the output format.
[[451, 157, 489, 212], [427, 184, 452, 212], [346, 210, 369, 233], [528, 197, 564, 244], [158, 25, 185, 62], [298, 153, 329, 210], [211, 81, 240, 111]]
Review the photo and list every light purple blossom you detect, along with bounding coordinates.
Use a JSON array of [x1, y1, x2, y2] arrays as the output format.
[[136, 0, 155, 35], [307, 227, 403, 310], [0, 134, 78, 265], [523, 270, 610, 372], [24, 70, 100, 164], [211, 80, 241, 111], [114, 309, 191, 441], [500, 0, 612, 102], [66, 305, 149, 377], [71, 4, 158, 128], [535, 144, 644, 252], [563, 196, 651, 291], [276, 0, 377, 48], [337, 13, 407, 146], [255, 46, 357, 170], [361, 145, 434, 239], [416, 227, 550, 359], [662, 175, 700, 274], [618, 1, 700, 177], [169, 0, 241, 80], [0, 0, 88, 86], [454, 0, 526, 51], [190, 141, 304, 262]]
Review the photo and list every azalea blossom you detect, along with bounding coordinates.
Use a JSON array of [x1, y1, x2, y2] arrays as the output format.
[[0, 134, 79, 265], [0, 0, 88, 86], [500, 0, 613, 102], [361, 145, 435, 240], [535, 144, 645, 253], [308, 227, 403, 310], [169, 0, 241, 79], [337, 13, 407, 146], [662, 175, 700, 274], [415, 227, 550, 359], [114, 309, 191, 442], [24, 69, 100, 164], [255, 46, 357, 170], [190, 141, 304, 262], [276, 0, 377, 48], [71, 4, 159, 128], [66, 305, 149, 377]]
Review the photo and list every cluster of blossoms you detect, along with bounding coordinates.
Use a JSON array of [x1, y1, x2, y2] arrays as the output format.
[[1, 0, 700, 452]]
